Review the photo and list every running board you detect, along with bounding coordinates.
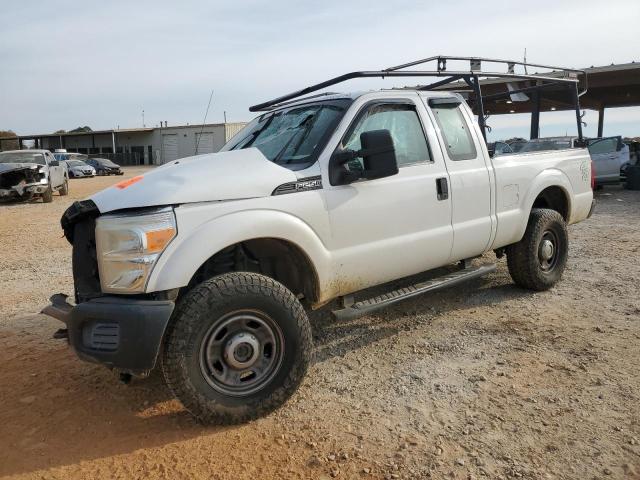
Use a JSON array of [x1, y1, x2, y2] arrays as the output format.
[[331, 263, 496, 321]]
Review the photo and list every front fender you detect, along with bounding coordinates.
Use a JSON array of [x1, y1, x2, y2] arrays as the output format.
[[146, 208, 332, 299]]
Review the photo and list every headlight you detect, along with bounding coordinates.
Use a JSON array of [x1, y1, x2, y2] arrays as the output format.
[[95, 208, 177, 293]]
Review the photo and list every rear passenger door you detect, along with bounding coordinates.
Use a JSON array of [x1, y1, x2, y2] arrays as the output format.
[[423, 96, 493, 262]]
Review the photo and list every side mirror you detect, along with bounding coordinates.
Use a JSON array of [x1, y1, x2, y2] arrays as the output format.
[[329, 129, 398, 186], [359, 129, 399, 180], [49, 160, 59, 167]]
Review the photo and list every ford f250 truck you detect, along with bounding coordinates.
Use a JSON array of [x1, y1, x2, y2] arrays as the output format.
[[43, 56, 595, 424]]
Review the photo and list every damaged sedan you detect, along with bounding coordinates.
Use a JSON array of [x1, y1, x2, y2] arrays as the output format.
[[0, 150, 68, 203]]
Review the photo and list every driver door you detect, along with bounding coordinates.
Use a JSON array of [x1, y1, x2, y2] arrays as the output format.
[[46, 152, 63, 187], [322, 96, 453, 295]]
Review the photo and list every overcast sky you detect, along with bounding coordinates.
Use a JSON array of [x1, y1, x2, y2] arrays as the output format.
[[2, 0, 639, 140]]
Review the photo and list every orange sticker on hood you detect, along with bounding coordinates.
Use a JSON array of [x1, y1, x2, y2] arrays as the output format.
[[115, 176, 143, 190]]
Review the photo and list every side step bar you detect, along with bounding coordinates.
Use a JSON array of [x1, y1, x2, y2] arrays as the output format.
[[331, 263, 496, 321]]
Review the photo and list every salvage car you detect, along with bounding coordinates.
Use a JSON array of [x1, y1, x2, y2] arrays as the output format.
[[43, 56, 594, 424], [0, 150, 68, 202], [64, 159, 96, 178], [86, 158, 123, 176]]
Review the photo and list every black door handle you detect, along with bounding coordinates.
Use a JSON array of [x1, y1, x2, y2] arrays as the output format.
[[436, 177, 449, 200]]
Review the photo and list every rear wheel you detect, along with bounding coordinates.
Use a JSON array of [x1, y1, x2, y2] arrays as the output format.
[[506, 208, 568, 291], [162, 272, 313, 424]]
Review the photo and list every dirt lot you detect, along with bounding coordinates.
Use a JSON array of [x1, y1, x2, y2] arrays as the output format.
[[1, 167, 639, 480]]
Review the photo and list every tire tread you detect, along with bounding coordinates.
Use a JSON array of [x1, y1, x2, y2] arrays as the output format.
[[162, 272, 312, 425]]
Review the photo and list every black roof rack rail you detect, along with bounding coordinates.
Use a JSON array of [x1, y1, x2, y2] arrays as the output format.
[[249, 55, 587, 142]]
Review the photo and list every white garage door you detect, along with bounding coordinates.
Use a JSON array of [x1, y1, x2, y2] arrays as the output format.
[[195, 132, 215, 155], [162, 134, 178, 163]]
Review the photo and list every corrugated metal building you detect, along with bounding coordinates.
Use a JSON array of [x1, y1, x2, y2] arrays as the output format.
[[9, 122, 247, 165]]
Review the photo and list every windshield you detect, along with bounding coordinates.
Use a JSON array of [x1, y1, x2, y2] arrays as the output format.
[[67, 160, 87, 167], [222, 99, 351, 169], [519, 139, 573, 153], [0, 151, 46, 165]]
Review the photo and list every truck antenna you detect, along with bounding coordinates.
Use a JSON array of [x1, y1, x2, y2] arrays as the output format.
[[524, 48, 528, 74], [195, 89, 214, 155]]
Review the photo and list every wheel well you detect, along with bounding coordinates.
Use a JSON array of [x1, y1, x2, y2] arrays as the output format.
[[184, 238, 319, 305], [531, 186, 569, 221]]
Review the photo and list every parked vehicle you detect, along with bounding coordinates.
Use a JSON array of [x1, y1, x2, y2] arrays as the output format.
[[54, 152, 89, 163], [64, 159, 96, 178], [487, 141, 514, 157], [0, 150, 68, 202], [518, 136, 577, 152], [44, 56, 594, 424], [518, 136, 628, 186], [587, 136, 629, 187], [86, 158, 123, 176], [507, 140, 527, 153]]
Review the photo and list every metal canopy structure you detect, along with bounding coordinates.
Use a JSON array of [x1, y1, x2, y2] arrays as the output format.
[[249, 55, 586, 143], [430, 61, 640, 138]]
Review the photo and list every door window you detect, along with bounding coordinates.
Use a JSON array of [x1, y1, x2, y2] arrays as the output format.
[[431, 104, 477, 161], [588, 137, 617, 155], [342, 103, 431, 167]]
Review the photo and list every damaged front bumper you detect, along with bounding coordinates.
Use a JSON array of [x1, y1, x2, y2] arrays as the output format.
[[0, 182, 48, 199], [42, 294, 174, 375], [0, 165, 48, 199]]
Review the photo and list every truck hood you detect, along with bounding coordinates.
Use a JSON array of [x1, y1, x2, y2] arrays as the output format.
[[90, 148, 298, 213], [0, 162, 42, 174]]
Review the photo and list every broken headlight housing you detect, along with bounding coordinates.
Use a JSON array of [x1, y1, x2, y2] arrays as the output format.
[[95, 208, 177, 294]]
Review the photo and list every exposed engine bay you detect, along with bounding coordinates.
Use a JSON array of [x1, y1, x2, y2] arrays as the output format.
[[0, 163, 46, 199]]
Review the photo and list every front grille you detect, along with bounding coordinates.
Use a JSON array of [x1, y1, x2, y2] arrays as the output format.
[[61, 200, 101, 303], [72, 218, 102, 303]]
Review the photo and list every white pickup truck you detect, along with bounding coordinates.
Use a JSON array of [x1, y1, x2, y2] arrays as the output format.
[[0, 149, 69, 202], [45, 56, 595, 424]]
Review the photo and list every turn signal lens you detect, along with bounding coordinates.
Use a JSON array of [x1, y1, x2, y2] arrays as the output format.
[[146, 228, 176, 253]]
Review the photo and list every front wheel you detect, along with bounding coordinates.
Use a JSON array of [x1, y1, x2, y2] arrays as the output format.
[[41, 185, 53, 203], [506, 208, 568, 291], [162, 272, 313, 424], [59, 177, 69, 196]]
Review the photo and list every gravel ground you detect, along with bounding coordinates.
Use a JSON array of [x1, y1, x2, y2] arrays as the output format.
[[0, 168, 639, 480]]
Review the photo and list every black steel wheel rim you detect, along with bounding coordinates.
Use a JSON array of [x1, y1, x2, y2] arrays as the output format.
[[199, 310, 284, 396], [538, 229, 560, 272]]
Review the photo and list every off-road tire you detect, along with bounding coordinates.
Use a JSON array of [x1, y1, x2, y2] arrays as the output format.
[[41, 185, 53, 203], [162, 272, 313, 425], [506, 208, 568, 291], [59, 177, 69, 196]]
